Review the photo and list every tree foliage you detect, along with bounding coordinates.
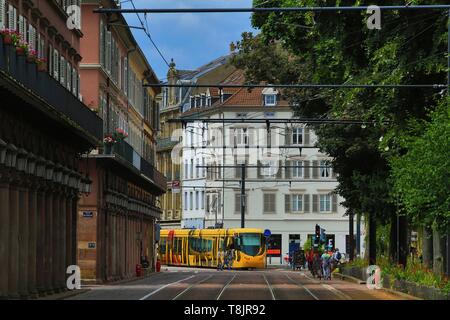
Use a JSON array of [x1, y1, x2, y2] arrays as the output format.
[[231, 0, 448, 226], [390, 99, 450, 233]]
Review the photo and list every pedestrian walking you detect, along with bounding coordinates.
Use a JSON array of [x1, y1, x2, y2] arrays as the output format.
[[321, 251, 332, 280]]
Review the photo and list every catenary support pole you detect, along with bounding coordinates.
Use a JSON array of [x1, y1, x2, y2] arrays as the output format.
[[240, 164, 245, 229], [349, 211, 354, 261]]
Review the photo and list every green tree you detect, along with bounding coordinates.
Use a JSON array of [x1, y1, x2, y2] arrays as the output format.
[[231, 0, 448, 265]]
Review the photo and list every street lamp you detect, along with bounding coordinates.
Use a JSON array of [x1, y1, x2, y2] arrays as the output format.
[[36, 156, 46, 178], [82, 176, 92, 195], [27, 153, 36, 176], [54, 164, 64, 184], [69, 170, 78, 189], [5, 144, 18, 168], [45, 161, 55, 181], [62, 167, 71, 186], [0, 139, 7, 165], [16, 148, 28, 172]]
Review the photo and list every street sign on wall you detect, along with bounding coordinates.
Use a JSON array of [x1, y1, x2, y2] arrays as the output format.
[[172, 180, 180, 193]]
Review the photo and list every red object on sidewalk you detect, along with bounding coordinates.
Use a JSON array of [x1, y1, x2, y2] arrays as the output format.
[[156, 260, 161, 272], [136, 264, 142, 277]]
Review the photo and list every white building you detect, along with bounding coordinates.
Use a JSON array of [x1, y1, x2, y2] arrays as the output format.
[[180, 70, 365, 264]]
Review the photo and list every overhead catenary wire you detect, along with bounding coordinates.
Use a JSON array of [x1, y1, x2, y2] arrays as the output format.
[[127, 0, 171, 67], [95, 5, 450, 14], [144, 83, 447, 89]]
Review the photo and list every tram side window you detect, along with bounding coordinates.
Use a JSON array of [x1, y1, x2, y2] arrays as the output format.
[[189, 238, 200, 252], [174, 238, 182, 254]]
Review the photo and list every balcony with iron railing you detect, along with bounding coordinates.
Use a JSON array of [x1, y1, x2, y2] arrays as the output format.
[[156, 136, 180, 151], [0, 38, 102, 145], [105, 140, 167, 195]]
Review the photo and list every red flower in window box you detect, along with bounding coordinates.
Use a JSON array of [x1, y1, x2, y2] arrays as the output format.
[[0, 29, 20, 45], [114, 127, 128, 141], [27, 49, 38, 63], [15, 41, 29, 56], [37, 58, 47, 72]]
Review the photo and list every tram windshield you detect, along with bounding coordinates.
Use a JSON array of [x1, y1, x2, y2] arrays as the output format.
[[236, 233, 263, 256]]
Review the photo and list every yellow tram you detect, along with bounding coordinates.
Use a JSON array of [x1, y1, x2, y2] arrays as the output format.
[[159, 228, 267, 269]]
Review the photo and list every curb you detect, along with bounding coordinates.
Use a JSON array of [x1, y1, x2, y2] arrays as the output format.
[[334, 272, 366, 285], [379, 287, 422, 300], [335, 272, 421, 300]]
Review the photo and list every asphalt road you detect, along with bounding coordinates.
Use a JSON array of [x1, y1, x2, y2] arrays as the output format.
[[68, 267, 410, 300]]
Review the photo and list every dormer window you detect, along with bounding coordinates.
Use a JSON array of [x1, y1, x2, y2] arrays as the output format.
[[264, 94, 277, 106], [262, 87, 279, 107], [190, 96, 195, 109]]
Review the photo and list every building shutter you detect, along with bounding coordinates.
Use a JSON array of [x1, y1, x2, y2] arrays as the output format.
[[99, 19, 104, 66], [304, 194, 310, 213], [18, 15, 24, 35], [0, 0, 6, 30], [285, 127, 292, 145], [312, 160, 319, 179], [48, 44, 53, 76], [123, 56, 128, 95], [77, 72, 80, 99], [67, 62, 71, 90], [332, 193, 338, 213], [8, 5, 17, 31], [285, 194, 291, 213], [30, 26, 36, 51], [304, 127, 310, 146], [234, 194, 240, 213], [312, 195, 319, 213], [285, 160, 291, 179], [72, 66, 77, 95], [304, 160, 310, 179], [60, 56, 65, 85], [54, 49, 59, 79]]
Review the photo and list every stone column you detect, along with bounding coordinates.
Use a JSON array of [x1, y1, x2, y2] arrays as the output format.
[[59, 189, 67, 292], [44, 186, 54, 295], [0, 171, 11, 298], [8, 175, 20, 299], [27, 179, 38, 298], [66, 193, 73, 276], [18, 183, 30, 299], [72, 194, 79, 267], [36, 184, 46, 296], [51, 192, 60, 293]]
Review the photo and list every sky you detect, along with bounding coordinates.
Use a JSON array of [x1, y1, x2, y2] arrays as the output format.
[[121, 0, 258, 81]]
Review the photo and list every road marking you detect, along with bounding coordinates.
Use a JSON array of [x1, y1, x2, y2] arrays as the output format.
[[262, 273, 276, 300], [321, 284, 352, 300], [216, 274, 237, 300], [172, 275, 214, 300], [302, 271, 352, 300], [139, 275, 195, 300], [285, 274, 319, 300]]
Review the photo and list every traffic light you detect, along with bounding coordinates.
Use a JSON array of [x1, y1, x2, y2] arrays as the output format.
[[315, 224, 320, 239], [314, 224, 320, 247]]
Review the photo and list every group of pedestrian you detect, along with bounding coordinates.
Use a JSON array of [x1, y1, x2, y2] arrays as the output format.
[[320, 248, 342, 280], [304, 248, 342, 280]]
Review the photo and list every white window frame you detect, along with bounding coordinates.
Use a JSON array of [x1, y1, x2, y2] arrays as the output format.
[[292, 127, 304, 145], [292, 160, 304, 178], [292, 194, 303, 212], [264, 94, 277, 106], [319, 194, 332, 213]]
